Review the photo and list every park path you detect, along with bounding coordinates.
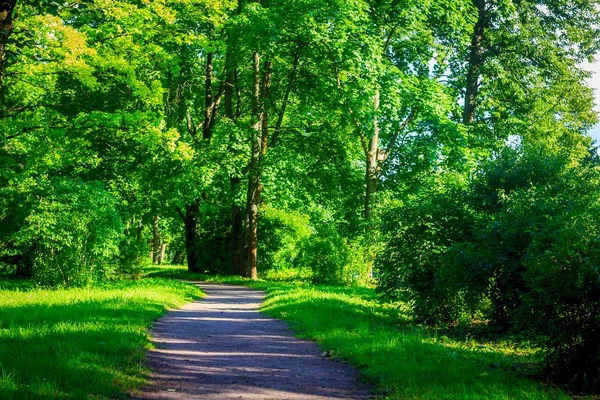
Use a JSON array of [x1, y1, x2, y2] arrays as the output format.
[[133, 282, 371, 400]]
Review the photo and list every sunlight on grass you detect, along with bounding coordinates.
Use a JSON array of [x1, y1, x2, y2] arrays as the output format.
[[258, 286, 570, 400], [0, 278, 202, 399], [142, 265, 580, 399]]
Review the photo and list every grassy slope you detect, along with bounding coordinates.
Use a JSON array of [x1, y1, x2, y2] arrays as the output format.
[[0, 277, 202, 400], [149, 265, 572, 400]]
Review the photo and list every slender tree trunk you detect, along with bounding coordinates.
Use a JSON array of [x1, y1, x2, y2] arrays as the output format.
[[230, 176, 245, 277], [225, 46, 236, 121], [245, 52, 263, 280], [0, 0, 17, 107], [172, 250, 185, 265], [463, 0, 486, 124], [159, 243, 167, 264], [364, 90, 380, 221], [203, 52, 215, 140], [136, 218, 143, 241], [152, 215, 161, 264], [184, 201, 200, 272]]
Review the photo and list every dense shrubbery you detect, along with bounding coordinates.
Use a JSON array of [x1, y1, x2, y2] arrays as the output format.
[[378, 147, 600, 392], [258, 207, 312, 280], [255, 207, 372, 285], [3, 179, 124, 286]]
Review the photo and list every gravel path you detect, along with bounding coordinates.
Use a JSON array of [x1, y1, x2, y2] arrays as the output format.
[[133, 282, 371, 400]]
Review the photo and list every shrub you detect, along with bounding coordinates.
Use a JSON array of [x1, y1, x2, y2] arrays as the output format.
[[258, 207, 311, 280], [376, 175, 477, 324], [13, 178, 123, 286], [378, 146, 600, 392]]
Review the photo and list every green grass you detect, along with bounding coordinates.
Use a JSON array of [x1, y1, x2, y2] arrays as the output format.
[[148, 265, 575, 400], [0, 277, 202, 400]]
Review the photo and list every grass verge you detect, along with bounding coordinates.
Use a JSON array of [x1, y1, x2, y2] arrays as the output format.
[[148, 265, 575, 400], [0, 277, 202, 400]]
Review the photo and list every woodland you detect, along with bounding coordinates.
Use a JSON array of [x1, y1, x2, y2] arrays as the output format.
[[1, 0, 600, 396]]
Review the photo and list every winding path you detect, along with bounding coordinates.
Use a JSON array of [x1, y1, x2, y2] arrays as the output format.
[[133, 283, 371, 400]]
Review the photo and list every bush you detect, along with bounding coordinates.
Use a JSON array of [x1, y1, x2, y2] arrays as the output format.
[[376, 174, 477, 324], [516, 171, 600, 393], [258, 207, 312, 280], [298, 224, 347, 285], [13, 178, 123, 286], [118, 236, 150, 279], [377, 147, 600, 392]]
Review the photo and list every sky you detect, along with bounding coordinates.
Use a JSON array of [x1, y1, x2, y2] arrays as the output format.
[[584, 61, 600, 142]]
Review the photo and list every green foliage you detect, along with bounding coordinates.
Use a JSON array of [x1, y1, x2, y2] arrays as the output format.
[[258, 206, 312, 280], [298, 224, 347, 285], [12, 179, 123, 287], [377, 173, 477, 324], [118, 236, 151, 279], [378, 146, 600, 392]]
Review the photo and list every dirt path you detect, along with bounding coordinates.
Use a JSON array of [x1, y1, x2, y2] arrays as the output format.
[[133, 283, 371, 400]]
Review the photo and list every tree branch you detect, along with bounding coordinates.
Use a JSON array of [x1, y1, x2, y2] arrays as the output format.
[[270, 42, 305, 148]]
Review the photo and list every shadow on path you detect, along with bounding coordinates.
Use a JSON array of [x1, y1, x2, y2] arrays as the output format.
[[133, 283, 371, 399]]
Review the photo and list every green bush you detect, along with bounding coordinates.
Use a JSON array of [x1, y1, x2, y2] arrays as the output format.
[[376, 174, 477, 324], [298, 224, 347, 285], [378, 147, 600, 392], [118, 236, 151, 279], [14, 178, 123, 286], [258, 206, 312, 280]]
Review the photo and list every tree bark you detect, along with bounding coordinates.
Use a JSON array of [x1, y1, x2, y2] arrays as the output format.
[[364, 90, 380, 221], [203, 52, 215, 140], [225, 46, 236, 121], [463, 0, 486, 124], [172, 250, 185, 265], [184, 201, 200, 272], [224, 26, 247, 276], [230, 183, 245, 275], [159, 243, 167, 264], [245, 53, 264, 280], [152, 215, 161, 265]]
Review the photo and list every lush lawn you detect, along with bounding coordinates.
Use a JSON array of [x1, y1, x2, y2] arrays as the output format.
[[148, 265, 575, 400], [0, 277, 202, 400]]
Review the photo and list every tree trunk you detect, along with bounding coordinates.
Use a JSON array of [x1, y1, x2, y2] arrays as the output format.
[[184, 201, 200, 272], [0, 0, 17, 107], [364, 90, 380, 221], [225, 46, 236, 121], [245, 52, 263, 280], [152, 215, 161, 265], [244, 56, 272, 280], [136, 218, 143, 241], [172, 249, 185, 265], [159, 243, 167, 265], [224, 29, 247, 276], [463, 0, 486, 124], [230, 177, 246, 275], [203, 52, 215, 140]]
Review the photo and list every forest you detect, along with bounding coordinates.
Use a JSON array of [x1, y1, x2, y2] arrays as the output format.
[[1, 0, 600, 397]]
